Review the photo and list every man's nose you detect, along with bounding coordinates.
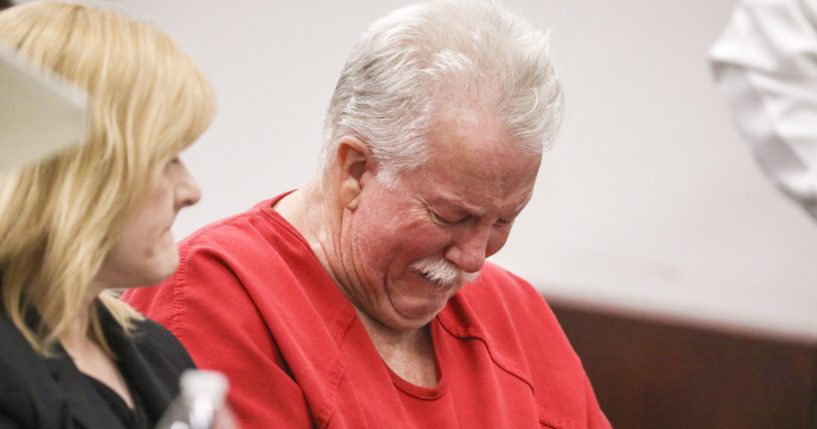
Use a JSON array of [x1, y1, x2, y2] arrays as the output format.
[[444, 227, 490, 274]]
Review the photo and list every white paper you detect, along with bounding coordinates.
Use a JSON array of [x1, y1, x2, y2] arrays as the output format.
[[0, 43, 88, 171]]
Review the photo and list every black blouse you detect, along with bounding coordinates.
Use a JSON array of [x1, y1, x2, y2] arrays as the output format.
[[84, 374, 149, 429], [0, 300, 195, 428]]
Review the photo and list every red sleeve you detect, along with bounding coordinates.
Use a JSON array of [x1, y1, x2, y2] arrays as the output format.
[[451, 264, 612, 428], [124, 243, 315, 429], [513, 277, 612, 428], [515, 279, 611, 428]]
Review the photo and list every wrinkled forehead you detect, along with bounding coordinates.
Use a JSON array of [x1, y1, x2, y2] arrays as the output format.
[[428, 99, 541, 171], [400, 107, 541, 214]]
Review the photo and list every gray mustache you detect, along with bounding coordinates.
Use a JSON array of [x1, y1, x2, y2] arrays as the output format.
[[410, 257, 479, 288]]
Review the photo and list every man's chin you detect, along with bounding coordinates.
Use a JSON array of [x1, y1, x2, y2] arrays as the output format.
[[390, 297, 450, 327]]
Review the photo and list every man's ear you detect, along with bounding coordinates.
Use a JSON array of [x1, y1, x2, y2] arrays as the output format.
[[335, 135, 373, 211]]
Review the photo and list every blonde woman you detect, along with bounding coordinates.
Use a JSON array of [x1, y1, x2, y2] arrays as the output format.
[[0, 2, 215, 428]]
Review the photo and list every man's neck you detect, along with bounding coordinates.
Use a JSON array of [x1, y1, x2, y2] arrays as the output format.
[[275, 182, 439, 387], [273, 182, 339, 284], [356, 309, 439, 388]]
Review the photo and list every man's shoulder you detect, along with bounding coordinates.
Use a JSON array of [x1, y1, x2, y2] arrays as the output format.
[[457, 262, 544, 308], [178, 198, 280, 250], [442, 263, 592, 417], [124, 196, 315, 333], [172, 196, 313, 270], [444, 261, 574, 362]]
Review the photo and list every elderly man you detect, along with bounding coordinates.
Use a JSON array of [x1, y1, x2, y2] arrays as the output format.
[[126, 0, 610, 427]]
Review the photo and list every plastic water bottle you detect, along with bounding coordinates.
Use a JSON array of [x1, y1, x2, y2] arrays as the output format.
[[155, 369, 239, 429]]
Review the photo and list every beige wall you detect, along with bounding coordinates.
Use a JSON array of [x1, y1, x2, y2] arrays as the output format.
[[52, 0, 817, 339]]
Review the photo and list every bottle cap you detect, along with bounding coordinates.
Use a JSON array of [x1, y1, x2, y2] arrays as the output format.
[[180, 370, 229, 403]]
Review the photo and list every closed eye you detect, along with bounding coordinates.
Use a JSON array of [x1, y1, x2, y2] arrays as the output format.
[[494, 218, 513, 227], [429, 210, 468, 226]]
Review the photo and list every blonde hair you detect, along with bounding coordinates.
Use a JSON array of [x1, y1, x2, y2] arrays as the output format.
[[0, 2, 215, 355]]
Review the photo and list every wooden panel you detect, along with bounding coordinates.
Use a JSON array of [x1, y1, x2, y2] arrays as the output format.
[[549, 300, 817, 428]]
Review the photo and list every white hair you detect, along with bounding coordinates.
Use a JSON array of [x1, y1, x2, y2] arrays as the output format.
[[322, 0, 564, 188]]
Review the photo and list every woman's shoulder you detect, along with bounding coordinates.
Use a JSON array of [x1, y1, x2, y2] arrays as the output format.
[[0, 306, 43, 373], [130, 316, 187, 352], [101, 309, 195, 410], [106, 309, 196, 376], [0, 309, 62, 428]]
